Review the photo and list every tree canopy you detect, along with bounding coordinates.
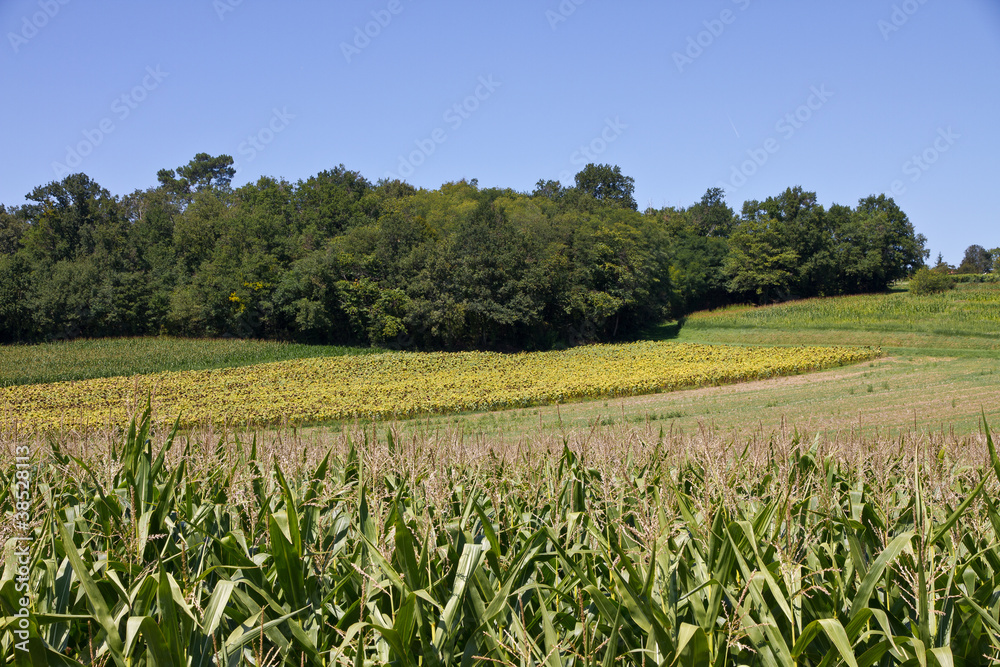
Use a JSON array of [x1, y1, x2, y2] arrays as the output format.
[[0, 158, 931, 348], [958, 244, 992, 274], [156, 153, 236, 197], [573, 163, 637, 211]]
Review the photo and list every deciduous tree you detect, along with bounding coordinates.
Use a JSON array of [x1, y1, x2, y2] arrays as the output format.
[[958, 244, 991, 273], [573, 163, 637, 211]]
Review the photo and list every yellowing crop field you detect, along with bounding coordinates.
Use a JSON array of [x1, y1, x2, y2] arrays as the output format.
[[1, 342, 880, 431]]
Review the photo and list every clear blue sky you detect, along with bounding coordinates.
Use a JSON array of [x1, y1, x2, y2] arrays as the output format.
[[2, 0, 998, 264]]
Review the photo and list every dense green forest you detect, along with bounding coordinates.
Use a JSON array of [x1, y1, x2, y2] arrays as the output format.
[[0, 154, 932, 349]]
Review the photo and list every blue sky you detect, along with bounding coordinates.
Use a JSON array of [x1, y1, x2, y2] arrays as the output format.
[[2, 0, 998, 264]]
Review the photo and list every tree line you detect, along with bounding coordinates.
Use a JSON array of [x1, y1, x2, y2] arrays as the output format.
[[934, 245, 1000, 275], [0, 154, 932, 349]]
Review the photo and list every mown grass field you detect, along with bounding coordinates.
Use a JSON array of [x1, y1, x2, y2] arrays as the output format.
[[604, 282, 1000, 438], [407, 354, 999, 442]]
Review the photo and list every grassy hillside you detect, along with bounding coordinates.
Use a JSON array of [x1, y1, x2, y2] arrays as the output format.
[[411, 354, 998, 440], [658, 282, 1000, 355]]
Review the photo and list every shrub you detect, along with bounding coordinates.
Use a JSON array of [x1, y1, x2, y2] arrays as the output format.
[[951, 273, 999, 284], [909, 267, 955, 295]]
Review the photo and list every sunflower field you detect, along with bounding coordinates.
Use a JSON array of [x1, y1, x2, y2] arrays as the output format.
[[0, 342, 880, 432]]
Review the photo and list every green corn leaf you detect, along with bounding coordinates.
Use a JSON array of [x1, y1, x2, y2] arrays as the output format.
[[601, 605, 623, 667], [936, 553, 957, 649], [480, 530, 547, 623], [201, 579, 236, 637], [536, 584, 563, 667], [192, 579, 237, 667], [357, 528, 409, 594], [730, 520, 794, 625], [724, 523, 793, 666], [956, 589, 1000, 638], [984, 411, 1000, 485], [461, 635, 481, 667], [55, 519, 125, 663], [393, 510, 422, 592], [434, 542, 482, 653], [927, 646, 954, 667], [220, 608, 299, 659], [125, 616, 172, 666], [393, 591, 418, 651], [268, 512, 308, 612], [849, 531, 914, 620], [156, 565, 187, 664], [359, 486, 377, 547], [842, 607, 873, 643], [273, 460, 302, 558], [674, 623, 710, 666], [369, 623, 415, 667], [791, 618, 859, 667], [33, 642, 86, 667], [856, 640, 891, 667], [151, 458, 185, 536], [471, 497, 501, 557], [929, 472, 985, 546]]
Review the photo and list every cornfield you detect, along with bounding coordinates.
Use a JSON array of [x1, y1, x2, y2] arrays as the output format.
[[0, 337, 374, 388], [0, 342, 880, 432], [2, 408, 999, 665]]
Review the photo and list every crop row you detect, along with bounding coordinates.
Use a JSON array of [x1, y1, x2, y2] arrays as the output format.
[[0, 342, 881, 432]]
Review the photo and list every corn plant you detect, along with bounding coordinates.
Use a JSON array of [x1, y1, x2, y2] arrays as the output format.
[[2, 407, 999, 665]]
